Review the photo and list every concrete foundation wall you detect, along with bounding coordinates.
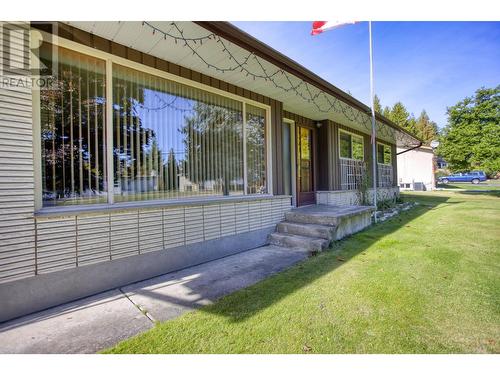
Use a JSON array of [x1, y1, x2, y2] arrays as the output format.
[[0, 225, 276, 322], [335, 211, 373, 240]]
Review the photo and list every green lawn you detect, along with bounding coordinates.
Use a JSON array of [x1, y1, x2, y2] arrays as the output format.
[[437, 179, 500, 191], [105, 190, 500, 353]]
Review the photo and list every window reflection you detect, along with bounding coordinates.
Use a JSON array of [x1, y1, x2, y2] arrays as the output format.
[[112, 64, 266, 201]]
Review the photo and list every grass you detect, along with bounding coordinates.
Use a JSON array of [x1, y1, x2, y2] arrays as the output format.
[[437, 179, 500, 191], [104, 190, 500, 353]]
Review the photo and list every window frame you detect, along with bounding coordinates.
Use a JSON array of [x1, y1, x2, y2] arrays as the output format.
[[376, 142, 392, 166], [32, 30, 273, 211], [338, 129, 365, 161]]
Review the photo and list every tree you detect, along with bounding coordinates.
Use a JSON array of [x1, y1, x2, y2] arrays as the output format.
[[376, 96, 439, 144], [438, 86, 500, 177], [386, 102, 410, 129], [415, 110, 439, 145], [382, 105, 391, 118], [181, 102, 243, 196], [373, 94, 382, 114], [162, 148, 179, 191]]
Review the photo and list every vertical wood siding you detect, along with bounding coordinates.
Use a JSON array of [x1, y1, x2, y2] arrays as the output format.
[[391, 144, 398, 186], [0, 22, 36, 283]]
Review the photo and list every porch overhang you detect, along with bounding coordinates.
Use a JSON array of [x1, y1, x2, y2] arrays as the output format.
[[61, 21, 421, 147]]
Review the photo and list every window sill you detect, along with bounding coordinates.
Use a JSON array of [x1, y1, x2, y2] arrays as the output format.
[[36, 194, 291, 218]]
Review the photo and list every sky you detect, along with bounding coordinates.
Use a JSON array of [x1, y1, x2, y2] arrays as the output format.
[[232, 21, 500, 129]]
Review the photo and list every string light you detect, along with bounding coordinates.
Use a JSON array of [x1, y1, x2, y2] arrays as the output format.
[[139, 21, 418, 146]]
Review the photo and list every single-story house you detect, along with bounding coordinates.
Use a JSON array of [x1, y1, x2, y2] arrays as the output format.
[[0, 21, 420, 322], [397, 146, 436, 191]]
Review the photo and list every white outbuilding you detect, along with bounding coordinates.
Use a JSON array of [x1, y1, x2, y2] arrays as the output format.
[[397, 146, 436, 191]]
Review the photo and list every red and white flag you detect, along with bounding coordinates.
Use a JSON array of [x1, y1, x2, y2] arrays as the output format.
[[311, 21, 358, 35]]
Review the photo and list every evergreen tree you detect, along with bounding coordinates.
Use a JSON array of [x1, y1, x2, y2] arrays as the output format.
[[387, 102, 410, 129], [415, 110, 439, 145], [382, 105, 391, 118], [373, 94, 382, 114]]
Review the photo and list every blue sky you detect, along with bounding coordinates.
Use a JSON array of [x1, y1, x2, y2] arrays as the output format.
[[232, 21, 500, 128]]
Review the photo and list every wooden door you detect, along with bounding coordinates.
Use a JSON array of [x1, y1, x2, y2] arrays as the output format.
[[296, 126, 315, 206]]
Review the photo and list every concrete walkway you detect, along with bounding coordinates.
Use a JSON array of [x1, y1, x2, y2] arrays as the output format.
[[0, 245, 308, 354]]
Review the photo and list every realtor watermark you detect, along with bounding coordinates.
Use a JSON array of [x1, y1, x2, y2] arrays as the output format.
[[0, 76, 56, 89], [0, 22, 58, 90]]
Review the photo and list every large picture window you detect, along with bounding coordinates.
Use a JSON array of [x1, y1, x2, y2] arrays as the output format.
[[112, 64, 247, 201], [39, 44, 107, 206], [38, 44, 268, 207]]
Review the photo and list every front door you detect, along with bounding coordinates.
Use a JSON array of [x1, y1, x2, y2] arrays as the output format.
[[297, 126, 315, 206]]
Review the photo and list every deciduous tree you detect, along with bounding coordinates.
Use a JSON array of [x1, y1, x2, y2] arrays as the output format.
[[438, 86, 500, 177]]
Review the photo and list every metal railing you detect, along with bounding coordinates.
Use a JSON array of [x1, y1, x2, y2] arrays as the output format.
[[377, 163, 393, 187], [340, 158, 366, 190]]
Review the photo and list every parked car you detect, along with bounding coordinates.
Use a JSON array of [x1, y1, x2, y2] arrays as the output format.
[[439, 171, 487, 184]]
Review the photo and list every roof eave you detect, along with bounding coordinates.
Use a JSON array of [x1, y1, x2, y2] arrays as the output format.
[[195, 21, 420, 143]]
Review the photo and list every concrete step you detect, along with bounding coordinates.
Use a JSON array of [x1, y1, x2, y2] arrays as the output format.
[[268, 232, 330, 253], [276, 221, 336, 240], [285, 205, 374, 228], [284, 210, 339, 226]]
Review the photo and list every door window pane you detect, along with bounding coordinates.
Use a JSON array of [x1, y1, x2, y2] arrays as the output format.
[[39, 43, 107, 206], [299, 127, 312, 192]]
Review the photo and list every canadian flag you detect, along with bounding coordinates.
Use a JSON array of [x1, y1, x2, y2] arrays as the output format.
[[311, 21, 358, 35]]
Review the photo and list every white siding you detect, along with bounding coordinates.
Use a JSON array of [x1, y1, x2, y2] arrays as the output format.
[[397, 147, 435, 191], [0, 22, 36, 283]]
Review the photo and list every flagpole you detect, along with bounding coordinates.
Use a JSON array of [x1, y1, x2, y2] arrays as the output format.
[[369, 21, 378, 221]]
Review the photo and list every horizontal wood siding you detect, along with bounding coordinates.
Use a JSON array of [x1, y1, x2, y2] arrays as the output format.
[[30, 197, 292, 277], [0, 196, 291, 282], [0, 22, 36, 283]]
